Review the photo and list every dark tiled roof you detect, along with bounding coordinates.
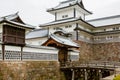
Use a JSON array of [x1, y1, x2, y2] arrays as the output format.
[[47, 0, 91, 14], [26, 29, 48, 39], [0, 12, 35, 29], [50, 34, 79, 48]]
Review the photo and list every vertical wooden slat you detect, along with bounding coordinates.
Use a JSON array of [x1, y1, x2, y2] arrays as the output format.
[[21, 47, 23, 60], [2, 44, 5, 60]]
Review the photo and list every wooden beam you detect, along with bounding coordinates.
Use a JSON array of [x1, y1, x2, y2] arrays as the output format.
[[76, 23, 79, 40], [71, 69, 75, 80], [2, 44, 5, 60], [21, 47, 23, 60]]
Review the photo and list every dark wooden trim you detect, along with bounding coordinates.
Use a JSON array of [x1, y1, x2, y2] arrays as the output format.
[[2, 44, 5, 60], [21, 47, 23, 60], [47, 27, 49, 38], [74, 8, 76, 18], [55, 12, 57, 21], [84, 14, 85, 20], [76, 23, 79, 40]]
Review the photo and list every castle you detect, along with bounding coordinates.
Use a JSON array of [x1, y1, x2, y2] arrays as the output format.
[[26, 0, 120, 62], [0, 0, 119, 79], [0, 0, 119, 62]]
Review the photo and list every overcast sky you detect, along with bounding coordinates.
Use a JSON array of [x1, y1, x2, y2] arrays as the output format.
[[0, 0, 120, 26]]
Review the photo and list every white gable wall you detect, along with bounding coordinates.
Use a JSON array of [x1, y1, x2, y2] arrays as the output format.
[[76, 9, 85, 20], [56, 8, 74, 20]]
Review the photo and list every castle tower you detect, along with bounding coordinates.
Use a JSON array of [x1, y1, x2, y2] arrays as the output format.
[[40, 0, 93, 41], [47, 0, 92, 21]]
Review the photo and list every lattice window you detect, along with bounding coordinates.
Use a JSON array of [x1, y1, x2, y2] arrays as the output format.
[[23, 52, 58, 61], [4, 50, 21, 60], [3, 25, 25, 46]]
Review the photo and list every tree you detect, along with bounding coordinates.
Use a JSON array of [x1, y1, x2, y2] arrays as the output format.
[[113, 74, 120, 80]]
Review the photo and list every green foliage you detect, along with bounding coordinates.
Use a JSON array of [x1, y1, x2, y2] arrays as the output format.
[[113, 74, 120, 80]]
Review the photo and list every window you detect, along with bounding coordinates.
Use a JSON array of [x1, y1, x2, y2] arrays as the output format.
[[104, 29, 106, 31], [113, 27, 119, 30], [3, 25, 25, 46], [54, 27, 62, 30], [65, 25, 72, 28], [62, 15, 68, 18], [65, 15, 68, 17], [107, 36, 113, 40]]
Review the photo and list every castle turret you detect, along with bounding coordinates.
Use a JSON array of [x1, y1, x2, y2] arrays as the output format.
[[47, 0, 92, 21]]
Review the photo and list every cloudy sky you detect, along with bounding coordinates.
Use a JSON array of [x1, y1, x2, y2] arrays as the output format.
[[0, 0, 120, 26]]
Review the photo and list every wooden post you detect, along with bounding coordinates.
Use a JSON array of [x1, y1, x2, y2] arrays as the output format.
[[84, 69, 88, 80], [99, 70, 102, 80], [21, 47, 23, 60], [71, 69, 75, 80], [2, 44, 5, 60], [76, 23, 79, 41]]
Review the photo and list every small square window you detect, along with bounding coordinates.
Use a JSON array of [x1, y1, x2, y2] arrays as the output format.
[[113, 28, 115, 30], [65, 26, 68, 28], [69, 25, 72, 28], [116, 27, 119, 30], [65, 15, 68, 17], [54, 28, 56, 30], [62, 15, 68, 18], [62, 15, 65, 18]]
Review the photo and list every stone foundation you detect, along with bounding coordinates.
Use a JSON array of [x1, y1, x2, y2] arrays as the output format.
[[75, 41, 94, 61], [76, 41, 120, 62], [93, 42, 120, 61], [0, 61, 65, 80]]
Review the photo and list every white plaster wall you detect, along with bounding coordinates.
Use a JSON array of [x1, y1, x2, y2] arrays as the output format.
[[5, 45, 21, 51], [56, 9, 74, 20], [49, 23, 76, 34], [76, 10, 84, 20], [78, 24, 91, 32], [93, 29, 103, 32], [0, 24, 3, 33], [23, 47, 58, 54], [70, 51, 79, 61], [61, 23, 76, 32], [106, 28, 113, 31]]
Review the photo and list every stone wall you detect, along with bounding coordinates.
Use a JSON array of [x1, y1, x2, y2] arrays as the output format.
[[75, 41, 94, 62], [0, 61, 65, 80], [93, 42, 120, 61], [76, 40, 120, 62]]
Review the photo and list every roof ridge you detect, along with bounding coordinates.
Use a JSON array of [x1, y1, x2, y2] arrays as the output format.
[[0, 12, 18, 19]]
